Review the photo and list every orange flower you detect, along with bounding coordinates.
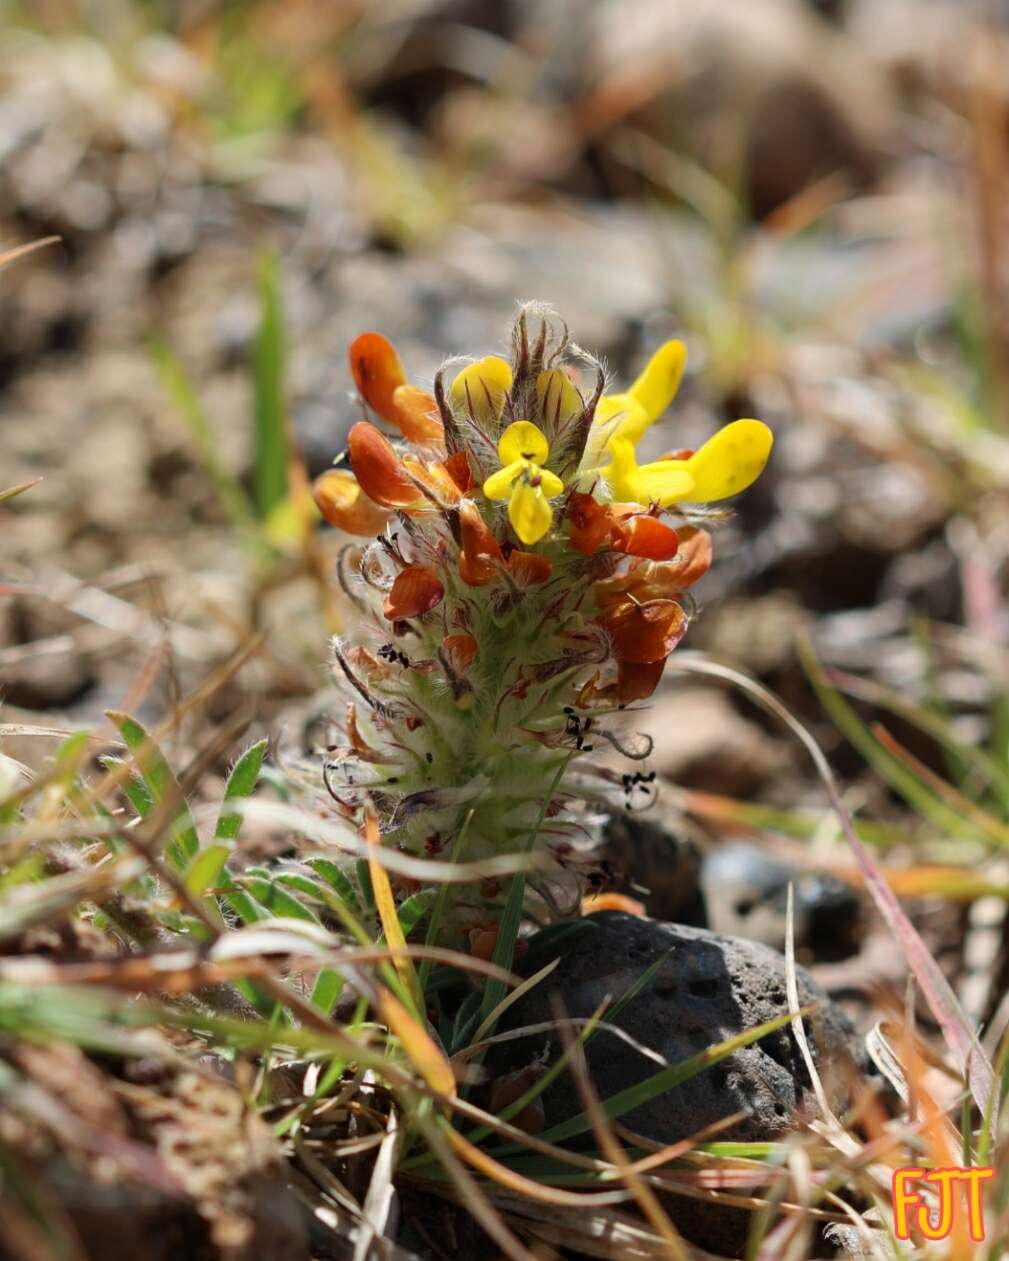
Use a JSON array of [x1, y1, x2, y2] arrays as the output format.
[[383, 565, 445, 620], [444, 450, 475, 494], [603, 597, 686, 663], [348, 421, 421, 508], [468, 922, 499, 961], [391, 384, 445, 445], [349, 333, 406, 426], [567, 492, 614, 556], [312, 469, 391, 536], [613, 514, 680, 561], [672, 526, 713, 587], [458, 499, 503, 586], [350, 332, 445, 445], [582, 891, 646, 916], [615, 658, 666, 703], [442, 632, 477, 673], [506, 551, 552, 586]]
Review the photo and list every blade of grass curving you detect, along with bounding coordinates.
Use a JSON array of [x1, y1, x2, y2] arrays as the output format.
[[804, 656, 980, 841], [536, 1007, 807, 1148], [0, 236, 60, 271], [871, 723, 1009, 848], [251, 250, 288, 519], [151, 337, 257, 534], [471, 958, 560, 1046], [377, 988, 456, 1097], [366, 809, 422, 1014], [668, 646, 997, 1122], [0, 478, 43, 505]]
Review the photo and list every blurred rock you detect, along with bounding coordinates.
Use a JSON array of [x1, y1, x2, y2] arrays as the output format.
[[498, 912, 866, 1256], [584, 0, 896, 217], [598, 812, 707, 926], [701, 842, 861, 960]]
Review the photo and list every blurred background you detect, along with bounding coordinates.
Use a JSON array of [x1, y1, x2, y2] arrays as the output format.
[[3, 0, 1009, 979]]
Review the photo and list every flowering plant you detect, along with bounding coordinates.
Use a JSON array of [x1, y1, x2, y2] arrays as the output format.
[[313, 307, 771, 950]]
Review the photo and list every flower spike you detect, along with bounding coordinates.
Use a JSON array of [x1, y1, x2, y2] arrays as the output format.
[[316, 309, 771, 951]]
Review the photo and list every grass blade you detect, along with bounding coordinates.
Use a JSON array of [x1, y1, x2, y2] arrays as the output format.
[[251, 250, 288, 519]]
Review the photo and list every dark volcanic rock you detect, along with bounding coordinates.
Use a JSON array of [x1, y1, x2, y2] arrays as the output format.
[[499, 912, 866, 1255]]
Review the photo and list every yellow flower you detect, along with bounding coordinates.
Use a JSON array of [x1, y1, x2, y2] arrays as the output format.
[[582, 339, 687, 469], [606, 419, 773, 507], [483, 420, 564, 544], [579, 339, 773, 509], [450, 356, 513, 425]]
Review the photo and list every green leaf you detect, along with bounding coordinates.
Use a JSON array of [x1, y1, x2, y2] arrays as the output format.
[[239, 876, 320, 923], [184, 844, 231, 897], [106, 712, 200, 871], [251, 251, 288, 519], [304, 857, 361, 912], [214, 739, 268, 840], [388, 888, 434, 940], [310, 968, 344, 1015]]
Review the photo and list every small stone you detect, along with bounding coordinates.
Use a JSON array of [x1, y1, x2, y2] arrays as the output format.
[[701, 842, 861, 960], [498, 912, 866, 1255]]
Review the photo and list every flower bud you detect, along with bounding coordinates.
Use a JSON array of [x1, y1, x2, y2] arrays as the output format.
[[458, 499, 503, 586], [506, 551, 552, 586], [392, 384, 445, 445], [312, 469, 391, 536], [383, 565, 445, 620], [613, 515, 680, 561], [348, 421, 421, 508], [349, 332, 409, 422]]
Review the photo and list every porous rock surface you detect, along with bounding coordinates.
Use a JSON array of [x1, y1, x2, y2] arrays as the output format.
[[499, 912, 866, 1254]]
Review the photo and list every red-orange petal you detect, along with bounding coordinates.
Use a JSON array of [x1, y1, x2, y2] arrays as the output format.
[[349, 332, 407, 426], [392, 384, 445, 445], [566, 492, 615, 555], [604, 598, 686, 663], [582, 891, 647, 916], [348, 421, 420, 508], [506, 550, 552, 586], [312, 469, 391, 536], [442, 632, 477, 673], [674, 526, 713, 588], [444, 450, 475, 494], [614, 515, 680, 561], [458, 499, 503, 586], [615, 657, 666, 702], [383, 565, 444, 620]]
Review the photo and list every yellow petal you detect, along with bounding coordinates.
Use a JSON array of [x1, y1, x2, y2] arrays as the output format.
[[582, 394, 649, 468], [684, 419, 773, 503], [537, 468, 565, 497], [499, 420, 549, 466], [536, 369, 582, 426], [483, 459, 524, 501], [627, 339, 687, 423], [605, 438, 694, 507], [508, 481, 552, 544], [629, 458, 696, 506], [450, 356, 513, 425]]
